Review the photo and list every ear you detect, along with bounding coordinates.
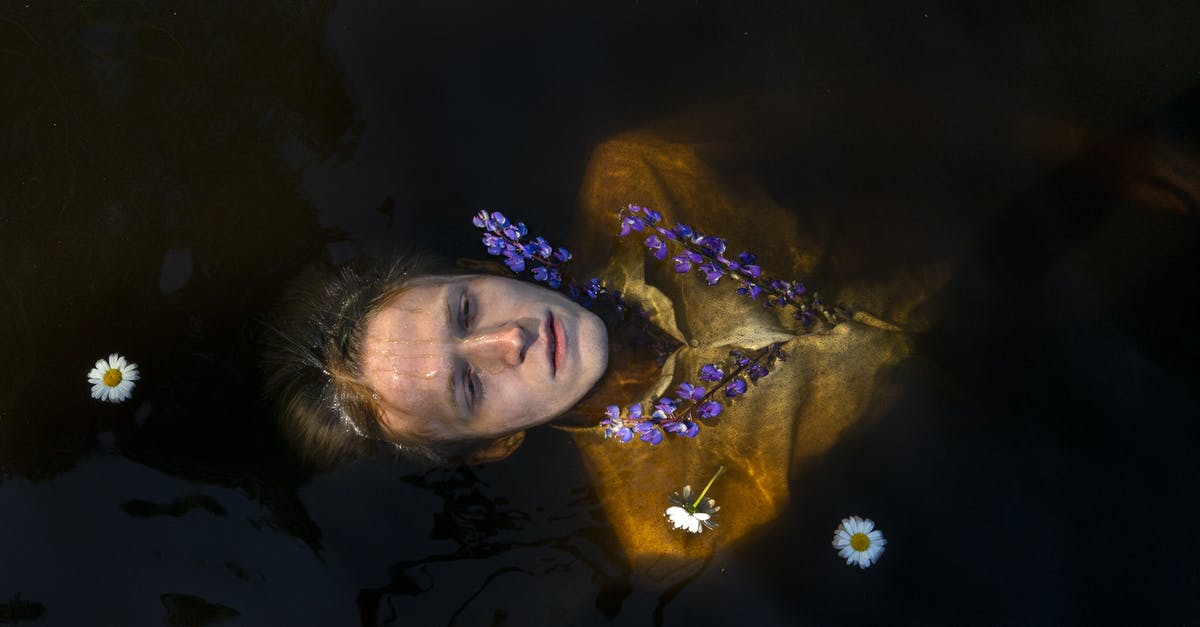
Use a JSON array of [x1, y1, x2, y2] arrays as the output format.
[[465, 431, 526, 465]]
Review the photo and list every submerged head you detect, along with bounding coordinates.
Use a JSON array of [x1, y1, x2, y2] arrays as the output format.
[[263, 258, 608, 469]]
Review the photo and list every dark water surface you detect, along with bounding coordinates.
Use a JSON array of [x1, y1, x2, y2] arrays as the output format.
[[2, 1, 1199, 625]]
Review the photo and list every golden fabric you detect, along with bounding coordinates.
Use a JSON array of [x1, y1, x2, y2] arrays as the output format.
[[560, 130, 948, 579]]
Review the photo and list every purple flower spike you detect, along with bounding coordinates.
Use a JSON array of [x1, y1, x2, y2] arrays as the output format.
[[724, 379, 748, 397], [699, 263, 722, 285], [697, 401, 723, 419]]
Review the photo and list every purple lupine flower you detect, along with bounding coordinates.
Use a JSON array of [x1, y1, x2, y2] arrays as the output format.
[[472, 210, 490, 228], [724, 379, 748, 397], [741, 264, 762, 279], [532, 266, 549, 283], [603, 405, 620, 422], [644, 235, 668, 260], [636, 422, 664, 445], [672, 251, 702, 274], [747, 364, 769, 382], [673, 223, 695, 239], [663, 421, 688, 435], [504, 253, 525, 272], [698, 364, 724, 381], [554, 247, 572, 262], [737, 251, 757, 266], [654, 397, 679, 415], [676, 382, 706, 401], [642, 207, 662, 224], [627, 403, 644, 420], [619, 215, 645, 237], [730, 350, 751, 367], [616, 426, 634, 442], [627, 204, 644, 215], [698, 236, 727, 255], [489, 211, 509, 228], [546, 268, 562, 289], [699, 263, 722, 285], [696, 401, 723, 419], [482, 233, 505, 255], [682, 420, 699, 438], [529, 236, 552, 258], [657, 225, 678, 240]]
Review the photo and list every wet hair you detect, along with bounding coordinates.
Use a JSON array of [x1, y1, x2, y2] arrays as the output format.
[[261, 255, 477, 470]]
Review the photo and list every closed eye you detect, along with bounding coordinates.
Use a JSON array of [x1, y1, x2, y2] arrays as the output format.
[[458, 289, 473, 331]]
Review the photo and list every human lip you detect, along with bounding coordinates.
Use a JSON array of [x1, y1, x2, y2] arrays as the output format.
[[545, 312, 557, 377], [553, 315, 567, 375]]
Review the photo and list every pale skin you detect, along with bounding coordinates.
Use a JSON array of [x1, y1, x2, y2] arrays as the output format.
[[361, 275, 609, 449]]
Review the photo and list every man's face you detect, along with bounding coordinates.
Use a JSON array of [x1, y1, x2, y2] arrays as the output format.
[[361, 274, 608, 442]]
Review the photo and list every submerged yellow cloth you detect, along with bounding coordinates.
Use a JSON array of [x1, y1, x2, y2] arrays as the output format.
[[562, 131, 946, 578]]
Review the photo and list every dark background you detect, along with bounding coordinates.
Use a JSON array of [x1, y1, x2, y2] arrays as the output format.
[[1, 1, 1198, 625]]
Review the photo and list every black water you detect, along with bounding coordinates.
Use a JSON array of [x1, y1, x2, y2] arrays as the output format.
[[2, 1, 1199, 625]]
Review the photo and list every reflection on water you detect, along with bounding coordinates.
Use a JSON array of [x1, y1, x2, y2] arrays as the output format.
[[2, 0, 1199, 624]]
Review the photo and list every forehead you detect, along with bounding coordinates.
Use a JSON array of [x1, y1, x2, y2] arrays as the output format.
[[361, 277, 461, 438]]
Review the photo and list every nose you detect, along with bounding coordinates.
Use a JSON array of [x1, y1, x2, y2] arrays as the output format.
[[462, 321, 533, 371]]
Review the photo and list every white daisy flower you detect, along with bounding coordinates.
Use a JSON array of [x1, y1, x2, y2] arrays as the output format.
[[87, 353, 140, 403], [664, 466, 724, 534], [665, 504, 713, 534], [832, 515, 886, 568]]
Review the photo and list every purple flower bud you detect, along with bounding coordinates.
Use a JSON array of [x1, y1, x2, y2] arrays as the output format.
[[698, 364, 724, 381], [724, 379, 748, 397], [747, 364, 769, 382], [737, 251, 757, 266], [697, 401, 723, 419], [627, 204, 644, 215], [472, 210, 490, 228]]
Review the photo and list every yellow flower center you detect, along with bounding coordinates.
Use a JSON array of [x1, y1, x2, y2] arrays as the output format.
[[103, 368, 123, 387], [850, 532, 871, 552]]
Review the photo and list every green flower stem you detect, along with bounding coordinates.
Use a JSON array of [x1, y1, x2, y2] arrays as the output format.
[[692, 465, 726, 510]]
